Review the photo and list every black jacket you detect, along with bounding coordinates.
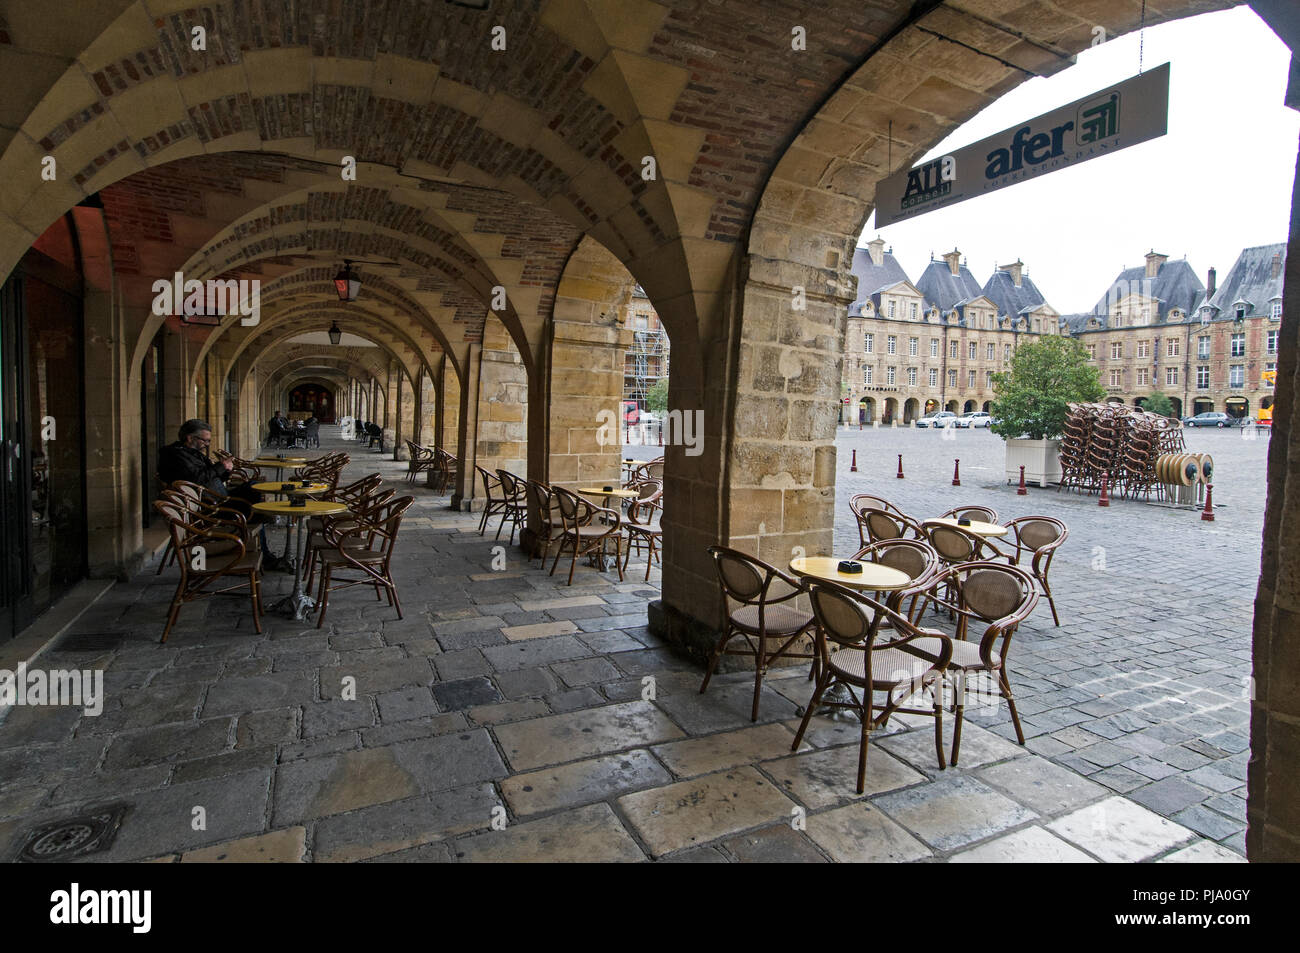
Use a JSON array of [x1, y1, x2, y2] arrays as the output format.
[[159, 441, 228, 494]]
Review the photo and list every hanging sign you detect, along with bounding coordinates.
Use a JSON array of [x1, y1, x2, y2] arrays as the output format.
[[873, 62, 1170, 227]]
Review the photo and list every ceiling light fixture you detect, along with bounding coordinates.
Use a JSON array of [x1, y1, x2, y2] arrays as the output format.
[[333, 260, 360, 301], [327, 321, 343, 345]]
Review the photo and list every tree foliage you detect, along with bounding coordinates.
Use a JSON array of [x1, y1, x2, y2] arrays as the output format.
[[1142, 391, 1175, 417], [645, 377, 669, 414], [990, 336, 1105, 440]]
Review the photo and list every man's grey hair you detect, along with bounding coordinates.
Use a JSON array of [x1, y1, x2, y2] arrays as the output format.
[[179, 419, 211, 439]]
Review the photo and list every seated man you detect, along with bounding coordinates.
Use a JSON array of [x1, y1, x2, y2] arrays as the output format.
[[160, 419, 282, 569], [266, 410, 287, 447]]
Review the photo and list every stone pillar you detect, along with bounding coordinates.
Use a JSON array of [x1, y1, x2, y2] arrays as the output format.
[[452, 343, 481, 510], [397, 368, 416, 459], [84, 295, 141, 578], [547, 317, 630, 488], [1249, 127, 1300, 862], [443, 356, 461, 455], [475, 318, 528, 478]]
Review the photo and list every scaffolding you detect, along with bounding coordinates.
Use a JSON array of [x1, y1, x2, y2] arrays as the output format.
[[624, 323, 669, 411]]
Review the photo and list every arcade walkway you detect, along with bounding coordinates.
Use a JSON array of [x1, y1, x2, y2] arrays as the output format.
[[0, 429, 1243, 862]]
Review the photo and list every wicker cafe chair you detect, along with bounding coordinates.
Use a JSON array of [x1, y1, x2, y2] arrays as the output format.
[[304, 487, 396, 592], [701, 546, 817, 722], [1003, 516, 1069, 626], [848, 494, 909, 546], [939, 505, 1000, 525], [907, 562, 1038, 765], [849, 538, 941, 620], [549, 487, 624, 586], [313, 496, 415, 628], [475, 466, 510, 537], [862, 508, 925, 545], [405, 440, 438, 485], [152, 497, 264, 643], [432, 449, 458, 494], [622, 480, 663, 581], [495, 469, 527, 544], [791, 581, 953, 793], [524, 479, 561, 564]]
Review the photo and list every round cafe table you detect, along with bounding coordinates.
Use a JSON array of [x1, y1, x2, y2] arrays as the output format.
[[789, 556, 912, 721], [253, 499, 348, 620], [250, 457, 309, 482], [924, 517, 1008, 537], [252, 481, 331, 496]]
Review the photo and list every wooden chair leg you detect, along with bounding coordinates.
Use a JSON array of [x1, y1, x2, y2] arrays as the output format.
[[999, 669, 1026, 744], [792, 668, 831, 750], [316, 566, 331, 628], [700, 629, 733, 695], [390, 582, 403, 619], [249, 572, 263, 634], [750, 633, 766, 722]]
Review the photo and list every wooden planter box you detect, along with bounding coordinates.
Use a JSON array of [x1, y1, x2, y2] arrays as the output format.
[[1004, 437, 1061, 487]]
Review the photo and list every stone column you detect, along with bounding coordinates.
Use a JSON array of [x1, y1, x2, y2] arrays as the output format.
[[547, 317, 630, 488], [475, 318, 528, 479], [1249, 127, 1300, 862], [452, 343, 481, 510], [398, 368, 416, 459]]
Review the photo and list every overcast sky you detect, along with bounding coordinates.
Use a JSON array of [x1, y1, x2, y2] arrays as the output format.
[[863, 6, 1298, 315]]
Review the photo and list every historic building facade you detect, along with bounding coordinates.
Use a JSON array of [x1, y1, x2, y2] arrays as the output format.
[[844, 244, 1283, 424], [842, 241, 1059, 424], [1066, 246, 1283, 420]]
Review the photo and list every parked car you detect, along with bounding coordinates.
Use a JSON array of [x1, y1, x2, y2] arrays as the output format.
[[956, 411, 992, 429], [1182, 412, 1236, 428], [637, 411, 662, 427], [915, 411, 958, 429]]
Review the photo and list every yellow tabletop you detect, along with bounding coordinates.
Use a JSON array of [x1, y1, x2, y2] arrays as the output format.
[[926, 517, 1008, 538], [253, 499, 349, 517], [252, 481, 331, 494], [578, 487, 639, 499], [789, 557, 911, 591]]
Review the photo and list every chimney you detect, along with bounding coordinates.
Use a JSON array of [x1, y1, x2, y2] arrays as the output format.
[[1145, 249, 1168, 279], [1271, 253, 1282, 280], [867, 237, 886, 267], [1206, 266, 1217, 300], [942, 248, 961, 276], [999, 259, 1024, 288]]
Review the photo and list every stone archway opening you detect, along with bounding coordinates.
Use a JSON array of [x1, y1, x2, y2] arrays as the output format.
[[903, 398, 919, 423], [859, 396, 875, 424]]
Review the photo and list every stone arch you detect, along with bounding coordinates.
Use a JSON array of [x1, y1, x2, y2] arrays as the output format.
[[904, 397, 920, 423], [859, 396, 874, 424]]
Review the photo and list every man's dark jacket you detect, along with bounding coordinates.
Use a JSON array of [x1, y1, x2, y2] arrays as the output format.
[[159, 441, 228, 494]]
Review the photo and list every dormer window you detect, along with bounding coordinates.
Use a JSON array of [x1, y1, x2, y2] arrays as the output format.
[[1200, 307, 1212, 326], [1235, 305, 1246, 320], [1272, 302, 1282, 320]]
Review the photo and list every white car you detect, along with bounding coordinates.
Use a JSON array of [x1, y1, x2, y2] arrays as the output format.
[[957, 412, 992, 428], [915, 411, 958, 429]]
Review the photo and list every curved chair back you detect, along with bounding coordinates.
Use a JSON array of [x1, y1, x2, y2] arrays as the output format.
[[940, 505, 999, 524]]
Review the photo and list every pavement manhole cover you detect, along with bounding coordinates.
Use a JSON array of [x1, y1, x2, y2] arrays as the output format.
[[52, 632, 123, 653], [17, 804, 130, 862]]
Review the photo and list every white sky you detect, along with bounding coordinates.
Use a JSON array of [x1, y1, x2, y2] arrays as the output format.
[[863, 6, 1298, 314]]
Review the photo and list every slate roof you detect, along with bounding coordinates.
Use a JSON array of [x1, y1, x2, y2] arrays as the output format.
[[1195, 243, 1286, 321], [847, 244, 917, 317], [983, 268, 1051, 321], [1085, 257, 1205, 327], [915, 257, 986, 314]]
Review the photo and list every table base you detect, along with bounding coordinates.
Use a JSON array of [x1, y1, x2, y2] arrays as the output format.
[[270, 590, 317, 621]]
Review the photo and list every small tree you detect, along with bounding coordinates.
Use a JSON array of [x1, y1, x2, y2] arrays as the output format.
[[1142, 391, 1175, 417], [645, 377, 669, 414], [990, 336, 1105, 440]]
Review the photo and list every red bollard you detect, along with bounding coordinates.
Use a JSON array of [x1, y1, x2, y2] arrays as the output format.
[[850, 449, 858, 472], [896, 454, 905, 479], [657, 422, 662, 446], [952, 459, 961, 487], [1098, 474, 1110, 507], [1201, 483, 1215, 522], [1017, 465, 1027, 496]]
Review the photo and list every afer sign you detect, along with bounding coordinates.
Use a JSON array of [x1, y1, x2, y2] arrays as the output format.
[[874, 63, 1169, 227]]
